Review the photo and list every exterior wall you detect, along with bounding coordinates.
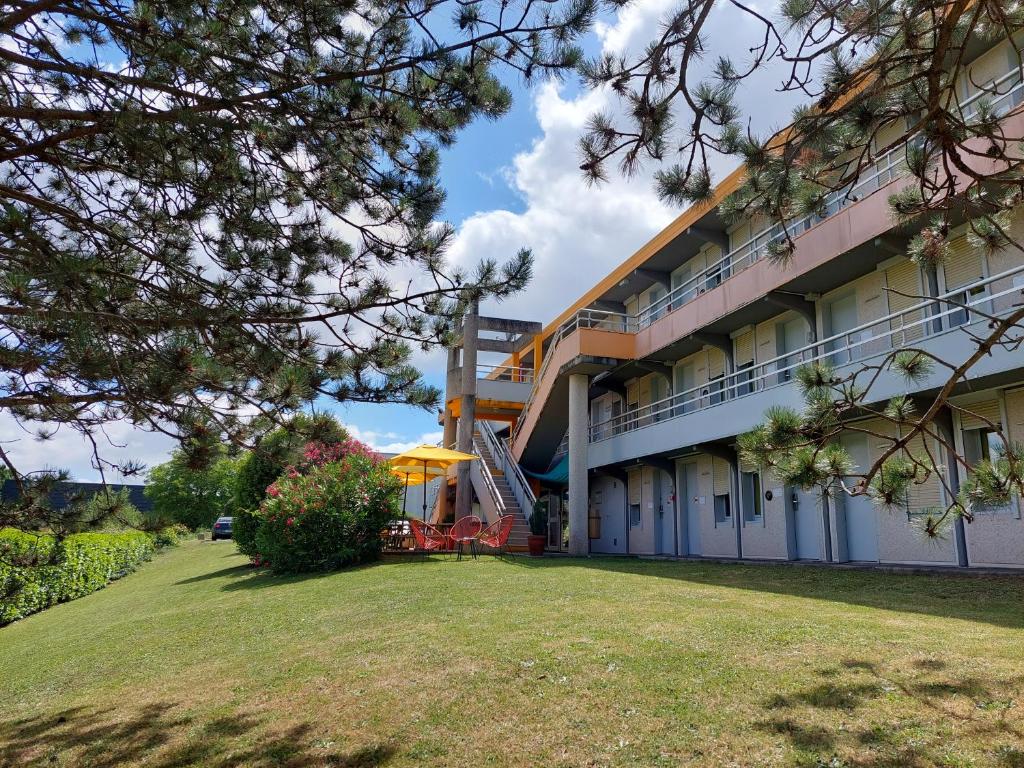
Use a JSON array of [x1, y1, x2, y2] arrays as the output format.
[[861, 418, 958, 565], [590, 474, 627, 554], [959, 388, 1024, 567], [739, 470, 790, 560], [696, 456, 739, 557]]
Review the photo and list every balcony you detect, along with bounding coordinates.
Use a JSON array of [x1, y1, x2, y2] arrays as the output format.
[[474, 363, 534, 403], [587, 264, 1024, 469], [510, 312, 635, 463]]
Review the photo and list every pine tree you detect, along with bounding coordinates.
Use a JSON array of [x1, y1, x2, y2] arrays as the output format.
[[0, 0, 614, 528]]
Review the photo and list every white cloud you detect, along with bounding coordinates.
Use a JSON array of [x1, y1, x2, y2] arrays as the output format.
[[0, 412, 176, 483], [346, 425, 444, 455], [446, 0, 804, 333]]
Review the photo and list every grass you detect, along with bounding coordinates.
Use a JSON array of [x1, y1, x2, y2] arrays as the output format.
[[1, 542, 1023, 767]]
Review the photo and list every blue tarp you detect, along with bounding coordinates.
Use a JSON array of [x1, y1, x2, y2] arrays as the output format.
[[521, 455, 568, 485]]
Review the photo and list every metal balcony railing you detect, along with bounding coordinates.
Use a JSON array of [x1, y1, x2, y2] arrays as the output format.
[[589, 262, 1024, 441], [477, 363, 535, 384]]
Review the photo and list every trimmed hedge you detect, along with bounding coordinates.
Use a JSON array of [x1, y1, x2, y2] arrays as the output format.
[[0, 529, 158, 626]]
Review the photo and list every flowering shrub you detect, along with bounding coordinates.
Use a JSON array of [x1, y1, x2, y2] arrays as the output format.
[[253, 453, 401, 573], [297, 438, 382, 472]]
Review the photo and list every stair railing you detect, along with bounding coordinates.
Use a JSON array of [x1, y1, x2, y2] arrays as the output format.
[[472, 432, 507, 518], [480, 420, 536, 519]]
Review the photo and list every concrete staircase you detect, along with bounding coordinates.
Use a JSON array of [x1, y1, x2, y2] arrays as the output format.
[[473, 429, 532, 551]]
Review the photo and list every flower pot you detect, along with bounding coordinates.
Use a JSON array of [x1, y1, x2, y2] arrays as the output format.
[[527, 534, 546, 557]]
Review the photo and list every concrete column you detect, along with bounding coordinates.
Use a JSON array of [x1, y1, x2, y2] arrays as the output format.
[[442, 347, 459, 450], [454, 297, 479, 520], [568, 373, 590, 556]]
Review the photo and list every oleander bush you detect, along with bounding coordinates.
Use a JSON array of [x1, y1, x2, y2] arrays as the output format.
[[233, 414, 350, 558], [0, 528, 160, 626], [252, 454, 401, 573]]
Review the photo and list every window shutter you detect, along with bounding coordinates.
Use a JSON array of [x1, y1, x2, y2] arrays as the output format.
[[905, 434, 945, 512], [1005, 389, 1024, 443], [713, 459, 730, 495], [708, 348, 726, 379], [628, 469, 641, 505], [638, 376, 652, 407], [886, 260, 924, 343], [943, 235, 984, 290], [734, 330, 755, 365], [959, 398, 1002, 430]]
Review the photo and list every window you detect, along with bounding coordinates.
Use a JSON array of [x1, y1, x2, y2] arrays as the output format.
[[963, 426, 1001, 465], [708, 374, 725, 406], [735, 361, 755, 397], [948, 285, 987, 328], [705, 264, 723, 292], [629, 503, 641, 527], [741, 472, 763, 522], [714, 493, 731, 524], [963, 425, 1017, 516]]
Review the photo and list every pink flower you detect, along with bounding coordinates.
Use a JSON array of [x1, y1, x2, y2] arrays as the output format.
[[286, 517, 295, 527], [267, 484, 280, 498]]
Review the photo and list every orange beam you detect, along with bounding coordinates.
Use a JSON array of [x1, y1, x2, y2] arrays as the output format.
[[447, 397, 525, 419]]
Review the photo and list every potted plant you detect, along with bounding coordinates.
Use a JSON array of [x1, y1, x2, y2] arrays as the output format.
[[528, 500, 547, 557]]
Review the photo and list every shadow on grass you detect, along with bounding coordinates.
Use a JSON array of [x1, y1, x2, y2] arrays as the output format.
[[500, 555, 1024, 629], [0, 702, 397, 768], [752, 657, 1024, 767], [176, 552, 456, 592]]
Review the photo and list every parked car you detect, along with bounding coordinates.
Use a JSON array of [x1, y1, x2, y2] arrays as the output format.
[[211, 517, 233, 540]]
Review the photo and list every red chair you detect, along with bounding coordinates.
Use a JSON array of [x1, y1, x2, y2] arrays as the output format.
[[410, 519, 450, 557], [448, 515, 483, 560], [478, 516, 515, 558]]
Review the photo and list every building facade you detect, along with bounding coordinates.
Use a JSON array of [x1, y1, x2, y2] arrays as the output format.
[[480, 34, 1024, 568]]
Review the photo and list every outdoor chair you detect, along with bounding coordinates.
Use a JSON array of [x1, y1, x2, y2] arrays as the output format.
[[477, 516, 515, 558], [409, 519, 450, 558], [448, 515, 483, 560]]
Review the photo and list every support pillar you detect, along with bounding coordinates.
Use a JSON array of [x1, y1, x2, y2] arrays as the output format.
[[443, 347, 459, 450], [454, 298, 480, 520], [568, 373, 590, 556]]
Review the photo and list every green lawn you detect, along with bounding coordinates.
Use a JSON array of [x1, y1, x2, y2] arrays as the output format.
[[1, 542, 1023, 767]]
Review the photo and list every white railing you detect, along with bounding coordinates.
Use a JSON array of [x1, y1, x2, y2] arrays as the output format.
[[590, 261, 1024, 441], [635, 142, 913, 329], [477, 363, 535, 384], [472, 432, 507, 517], [960, 60, 1024, 120], [480, 420, 536, 515]]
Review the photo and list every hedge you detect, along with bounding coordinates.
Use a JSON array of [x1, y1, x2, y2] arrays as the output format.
[[0, 528, 159, 626]]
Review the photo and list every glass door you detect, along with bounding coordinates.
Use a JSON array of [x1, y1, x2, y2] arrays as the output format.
[[544, 491, 570, 551]]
